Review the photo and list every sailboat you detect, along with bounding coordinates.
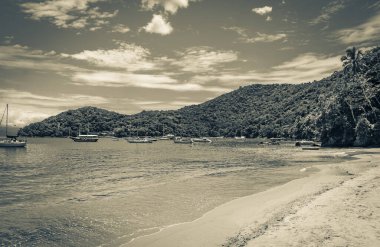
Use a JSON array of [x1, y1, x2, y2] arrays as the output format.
[[70, 124, 99, 142], [0, 104, 27, 147], [159, 125, 174, 140], [126, 132, 152, 143]]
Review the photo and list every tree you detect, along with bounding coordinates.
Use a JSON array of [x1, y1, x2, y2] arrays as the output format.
[[341, 46, 364, 77], [340, 47, 366, 124], [343, 47, 378, 121], [354, 116, 373, 146]]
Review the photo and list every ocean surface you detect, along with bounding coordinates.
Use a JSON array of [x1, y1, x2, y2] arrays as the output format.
[[0, 138, 351, 246]]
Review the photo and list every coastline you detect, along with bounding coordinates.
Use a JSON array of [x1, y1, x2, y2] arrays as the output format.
[[123, 149, 380, 247]]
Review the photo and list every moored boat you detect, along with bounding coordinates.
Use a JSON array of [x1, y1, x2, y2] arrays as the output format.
[[145, 136, 158, 142], [191, 137, 212, 143], [173, 137, 193, 144], [0, 138, 27, 147], [0, 104, 26, 148], [160, 134, 175, 140], [127, 137, 152, 143], [71, 134, 99, 142]]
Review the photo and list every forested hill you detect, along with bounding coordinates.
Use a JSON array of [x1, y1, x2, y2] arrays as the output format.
[[20, 47, 380, 147]]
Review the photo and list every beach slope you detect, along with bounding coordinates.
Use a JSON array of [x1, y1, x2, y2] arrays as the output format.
[[125, 150, 380, 247]]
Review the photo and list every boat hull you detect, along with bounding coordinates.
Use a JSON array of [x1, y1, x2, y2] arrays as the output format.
[[0, 141, 27, 147], [127, 138, 152, 143], [71, 137, 98, 142], [191, 138, 212, 143], [159, 137, 170, 140]]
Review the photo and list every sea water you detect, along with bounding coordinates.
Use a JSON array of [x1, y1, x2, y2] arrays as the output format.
[[0, 138, 351, 246]]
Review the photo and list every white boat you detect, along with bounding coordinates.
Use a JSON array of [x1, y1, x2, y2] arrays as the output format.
[[173, 137, 193, 144], [71, 134, 99, 142], [160, 134, 175, 140], [127, 137, 152, 143], [234, 136, 246, 140], [0, 104, 26, 148], [145, 136, 158, 142], [191, 137, 212, 143], [0, 138, 27, 147]]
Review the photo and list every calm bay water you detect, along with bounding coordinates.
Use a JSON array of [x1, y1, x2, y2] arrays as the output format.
[[0, 138, 350, 246]]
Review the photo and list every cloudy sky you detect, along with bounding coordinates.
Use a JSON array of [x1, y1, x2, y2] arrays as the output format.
[[0, 0, 379, 126]]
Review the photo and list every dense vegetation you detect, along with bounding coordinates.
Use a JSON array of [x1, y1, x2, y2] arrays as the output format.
[[19, 47, 380, 147], [319, 47, 380, 146]]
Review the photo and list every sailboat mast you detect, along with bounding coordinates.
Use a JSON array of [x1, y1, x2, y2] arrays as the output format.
[[5, 104, 8, 137]]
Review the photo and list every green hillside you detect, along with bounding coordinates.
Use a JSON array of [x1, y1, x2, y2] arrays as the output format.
[[19, 47, 380, 147]]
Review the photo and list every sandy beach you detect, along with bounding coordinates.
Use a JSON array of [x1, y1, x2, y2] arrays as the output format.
[[124, 149, 380, 247]]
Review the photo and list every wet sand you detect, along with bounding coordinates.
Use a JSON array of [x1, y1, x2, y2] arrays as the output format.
[[124, 149, 380, 247]]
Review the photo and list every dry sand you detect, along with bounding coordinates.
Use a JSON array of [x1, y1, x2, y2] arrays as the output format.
[[124, 149, 380, 247]]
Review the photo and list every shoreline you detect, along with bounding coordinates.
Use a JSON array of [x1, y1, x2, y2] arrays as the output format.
[[123, 149, 380, 247]]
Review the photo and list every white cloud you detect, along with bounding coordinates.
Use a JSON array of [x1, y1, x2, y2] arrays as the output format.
[[0, 89, 109, 126], [309, 0, 346, 26], [20, 0, 117, 30], [63, 44, 238, 91], [111, 24, 130, 33], [222, 26, 246, 37], [72, 71, 177, 86], [172, 46, 238, 73], [141, 0, 195, 14], [0, 45, 85, 72], [136, 100, 203, 111], [262, 53, 342, 82], [252, 6, 272, 15], [223, 27, 287, 43], [334, 13, 380, 45], [189, 53, 342, 85], [3, 36, 14, 45], [370, 2, 380, 9], [250, 33, 287, 42], [143, 14, 173, 35], [63, 42, 160, 71], [71, 71, 226, 92]]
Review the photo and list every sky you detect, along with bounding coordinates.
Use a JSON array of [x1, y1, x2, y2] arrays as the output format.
[[0, 0, 379, 126]]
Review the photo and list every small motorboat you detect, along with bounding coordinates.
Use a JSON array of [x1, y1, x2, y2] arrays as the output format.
[[191, 137, 212, 143]]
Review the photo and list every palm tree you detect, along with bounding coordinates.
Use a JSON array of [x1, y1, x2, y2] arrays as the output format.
[[341, 46, 364, 77], [339, 47, 364, 124], [341, 47, 376, 122]]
